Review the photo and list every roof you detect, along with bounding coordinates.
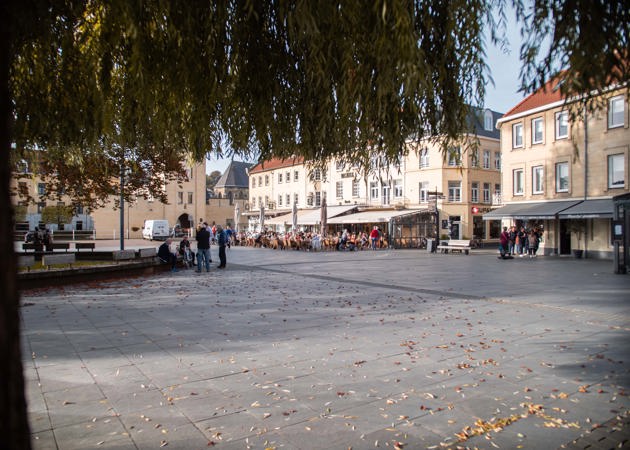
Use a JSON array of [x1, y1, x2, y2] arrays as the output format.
[[499, 76, 565, 123], [468, 107, 503, 139], [249, 157, 305, 174], [214, 160, 254, 189]]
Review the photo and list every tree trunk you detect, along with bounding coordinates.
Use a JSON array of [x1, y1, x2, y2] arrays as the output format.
[[0, 0, 32, 448]]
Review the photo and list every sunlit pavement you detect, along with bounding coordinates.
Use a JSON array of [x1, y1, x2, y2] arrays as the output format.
[[21, 246, 630, 449]]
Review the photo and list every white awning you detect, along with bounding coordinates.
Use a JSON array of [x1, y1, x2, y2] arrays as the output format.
[[265, 205, 358, 226], [328, 209, 429, 224]]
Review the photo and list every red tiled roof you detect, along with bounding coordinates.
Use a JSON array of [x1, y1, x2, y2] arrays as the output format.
[[502, 76, 565, 118], [249, 156, 305, 173]]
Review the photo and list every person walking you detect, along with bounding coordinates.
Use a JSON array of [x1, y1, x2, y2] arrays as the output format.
[[196, 225, 211, 272], [216, 225, 227, 268]]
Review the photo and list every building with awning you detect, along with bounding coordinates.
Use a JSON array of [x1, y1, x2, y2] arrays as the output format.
[[495, 72, 628, 260]]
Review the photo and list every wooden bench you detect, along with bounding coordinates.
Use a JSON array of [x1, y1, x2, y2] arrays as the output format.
[[51, 242, 71, 252], [75, 242, 96, 251], [436, 239, 472, 255], [112, 250, 136, 262], [42, 253, 76, 269], [18, 255, 36, 272]]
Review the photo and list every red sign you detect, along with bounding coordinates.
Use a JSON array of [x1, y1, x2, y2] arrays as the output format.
[[471, 206, 479, 214]]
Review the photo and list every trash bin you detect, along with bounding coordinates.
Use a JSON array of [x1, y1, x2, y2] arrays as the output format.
[[426, 238, 433, 253]]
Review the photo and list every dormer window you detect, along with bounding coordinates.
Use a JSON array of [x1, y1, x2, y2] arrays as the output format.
[[484, 109, 493, 131]]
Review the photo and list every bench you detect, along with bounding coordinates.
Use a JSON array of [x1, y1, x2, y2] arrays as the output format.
[[112, 250, 136, 263], [75, 242, 96, 251], [23, 243, 38, 251], [138, 248, 157, 259], [18, 255, 36, 272], [436, 239, 472, 255], [42, 253, 76, 269], [51, 242, 71, 252]]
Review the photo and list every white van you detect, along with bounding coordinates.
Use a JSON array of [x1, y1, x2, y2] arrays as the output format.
[[142, 220, 170, 241]]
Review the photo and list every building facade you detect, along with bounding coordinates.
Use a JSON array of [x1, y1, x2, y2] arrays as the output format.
[[247, 108, 503, 243], [488, 78, 629, 258]]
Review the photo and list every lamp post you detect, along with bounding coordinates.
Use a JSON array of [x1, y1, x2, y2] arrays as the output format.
[[119, 164, 125, 250]]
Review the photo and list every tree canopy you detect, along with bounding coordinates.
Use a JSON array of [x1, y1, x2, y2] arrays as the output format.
[[2, 1, 628, 448]]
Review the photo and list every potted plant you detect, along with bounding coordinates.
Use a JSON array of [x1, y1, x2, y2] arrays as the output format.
[[570, 219, 586, 258]]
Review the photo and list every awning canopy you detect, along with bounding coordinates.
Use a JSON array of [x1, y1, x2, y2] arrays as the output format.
[[328, 209, 429, 224], [483, 200, 581, 220], [265, 205, 358, 226], [557, 199, 614, 219]]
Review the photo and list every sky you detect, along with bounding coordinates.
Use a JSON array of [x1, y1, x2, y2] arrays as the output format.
[[207, 8, 527, 175]]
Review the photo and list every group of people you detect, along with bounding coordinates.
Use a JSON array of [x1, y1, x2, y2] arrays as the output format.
[[24, 227, 53, 251], [499, 225, 542, 259], [158, 220, 230, 272]]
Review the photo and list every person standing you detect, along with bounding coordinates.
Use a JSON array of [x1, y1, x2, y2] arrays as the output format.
[[196, 225, 211, 272], [369, 226, 380, 250], [499, 226, 510, 259], [203, 222, 213, 262], [216, 225, 227, 268]]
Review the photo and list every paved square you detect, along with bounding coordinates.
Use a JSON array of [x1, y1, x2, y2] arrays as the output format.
[[21, 247, 630, 449]]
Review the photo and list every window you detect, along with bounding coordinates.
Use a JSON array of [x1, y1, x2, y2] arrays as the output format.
[[483, 150, 490, 169], [555, 111, 568, 139], [448, 181, 461, 202], [307, 193, 313, 206], [471, 149, 479, 167], [264, 175, 269, 186], [532, 166, 544, 194], [484, 109, 494, 131], [370, 182, 379, 199], [252, 178, 256, 188], [313, 169, 321, 181], [286, 194, 290, 205], [483, 183, 491, 203], [494, 151, 501, 170], [258, 197, 262, 208], [336, 181, 343, 198], [278, 194, 283, 206], [16, 159, 29, 174], [352, 179, 360, 197], [471, 182, 479, 203], [294, 170, 299, 181], [315, 191, 321, 206], [37, 182, 46, 196], [336, 160, 344, 171], [177, 191, 183, 204], [609, 95, 625, 129], [555, 162, 569, 192], [264, 195, 269, 207], [531, 117, 544, 144], [252, 197, 256, 208], [512, 123, 523, 148], [608, 154, 625, 188], [419, 181, 429, 203], [187, 192, 193, 204], [513, 169, 524, 195], [278, 173, 283, 183], [448, 147, 461, 166], [294, 193, 299, 205], [286, 171, 291, 183], [420, 148, 429, 168], [394, 179, 403, 197]]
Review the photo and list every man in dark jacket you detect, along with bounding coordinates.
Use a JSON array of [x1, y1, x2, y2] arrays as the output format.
[[196, 225, 211, 272], [216, 225, 227, 268], [158, 239, 178, 272]]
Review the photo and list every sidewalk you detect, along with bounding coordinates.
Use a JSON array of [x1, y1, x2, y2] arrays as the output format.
[[20, 247, 630, 449]]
